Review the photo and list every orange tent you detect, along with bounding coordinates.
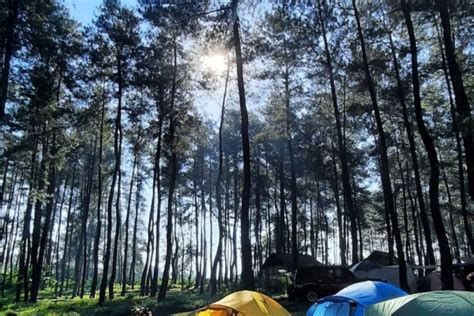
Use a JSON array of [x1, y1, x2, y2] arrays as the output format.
[[195, 291, 291, 316]]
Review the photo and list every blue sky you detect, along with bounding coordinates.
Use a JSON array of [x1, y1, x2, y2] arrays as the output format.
[[64, 0, 137, 25]]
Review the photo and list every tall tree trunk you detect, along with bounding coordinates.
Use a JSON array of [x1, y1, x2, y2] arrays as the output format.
[[440, 156, 461, 259], [60, 163, 77, 296], [151, 89, 164, 296], [99, 52, 123, 304], [211, 58, 229, 295], [158, 41, 178, 300], [30, 137, 58, 302], [54, 178, 68, 295], [401, 0, 453, 289], [330, 142, 346, 265], [80, 138, 97, 298], [108, 52, 124, 299], [232, 0, 254, 290], [0, 0, 20, 121], [121, 146, 138, 296], [90, 90, 105, 298], [16, 141, 37, 302], [352, 0, 408, 291], [388, 31, 436, 266], [319, 0, 356, 265], [281, 31, 299, 270], [435, 21, 473, 254], [436, 0, 474, 200], [130, 167, 142, 288]]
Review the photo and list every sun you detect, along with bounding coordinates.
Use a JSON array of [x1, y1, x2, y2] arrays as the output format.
[[202, 53, 227, 74]]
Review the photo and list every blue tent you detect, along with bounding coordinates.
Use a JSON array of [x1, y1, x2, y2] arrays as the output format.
[[306, 281, 407, 316]]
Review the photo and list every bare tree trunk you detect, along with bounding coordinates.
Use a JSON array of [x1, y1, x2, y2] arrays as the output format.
[[401, 0, 453, 290], [30, 137, 58, 302], [151, 90, 164, 296], [121, 146, 138, 296], [99, 53, 123, 304], [352, 0, 408, 291], [80, 138, 97, 298], [158, 40, 178, 300], [231, 0, 254, 290], [387, 31, 436, 266], [319, 1, 356, 265], [211, 58, 229, 295], [436, 0, 474, 200], [90, 88, 106, 298], [435, 21, 473, 254], [130, 167, 142, 289], [0, 0, 19, 121]]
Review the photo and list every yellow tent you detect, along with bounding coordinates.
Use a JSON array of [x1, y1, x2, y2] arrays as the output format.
[[195, 291, 291, 316]]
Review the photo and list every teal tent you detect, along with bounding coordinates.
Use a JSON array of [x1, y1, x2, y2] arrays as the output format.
[[364, 291, 474, 316]]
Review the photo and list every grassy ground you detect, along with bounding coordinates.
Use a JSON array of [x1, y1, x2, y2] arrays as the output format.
[[0, 286, 310, 315]]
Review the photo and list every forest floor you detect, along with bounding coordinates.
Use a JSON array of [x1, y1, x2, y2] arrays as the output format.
[[0, 286, 310, 315]]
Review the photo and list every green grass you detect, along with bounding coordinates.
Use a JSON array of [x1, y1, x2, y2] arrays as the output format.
[[0, 285, 310, 315]]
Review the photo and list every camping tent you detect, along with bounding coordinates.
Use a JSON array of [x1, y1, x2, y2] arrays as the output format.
[[418, 271, 465, 291], [306, 281, 407, 316], [350, 261, 417, 292], [364, 291, 474, 316], [195, 291, 291, 316]]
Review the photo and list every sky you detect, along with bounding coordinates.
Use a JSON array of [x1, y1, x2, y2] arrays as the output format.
[[64, 0, 137, 25]]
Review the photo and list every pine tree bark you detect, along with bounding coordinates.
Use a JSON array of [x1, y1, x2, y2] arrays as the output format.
[[319, 2, 357, 264], [436, 0, 474, 200], [151, 87, 164, 296], [388, 31, 436, 266], [108, 51, 124, 300], [211, 58, 229, 295], [90, 91, 105, 298], [80, 138, 97, 298], [0, 0, 20, 121], [121, 145, 138, 296], [352, 0, 408, 291], [30, 137, 58, 302], [16, 141, 37, 302], [60, 163, 77, 296], [158, 40, 178, 300], [232, 0, 254, 290], [435, 21, 473, 254], [401, 0, 453, 289], [98, 53, 123, 304]]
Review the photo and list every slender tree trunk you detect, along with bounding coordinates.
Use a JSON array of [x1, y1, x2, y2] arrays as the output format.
[[30, 137, 58, 302], [16, 140, 37, 301], [436, 0, 474, 200], [151, 89, 164, 296], [211, 58, 229, 295], [158, 41, 178, 300], [90, 91, 105, 298], [319, 1, 356, 265], [0, 0, 20, 121], [60, 163, 77, 296], [435, 22, 474, 254], [232, 0, 254, 290], [388, 31, 436, 266], [121, 147, 138, 295], [352, 0, 408, 291], [440, 156, 461, 259], [330, 142, 346, 265], [54, 178, 68, 295], [80, 138, 97, 298], [130, 169, 141, 288], [108, 52, 124, 300], [401, 0, 453, 290], [99, 52, 123, 304]]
